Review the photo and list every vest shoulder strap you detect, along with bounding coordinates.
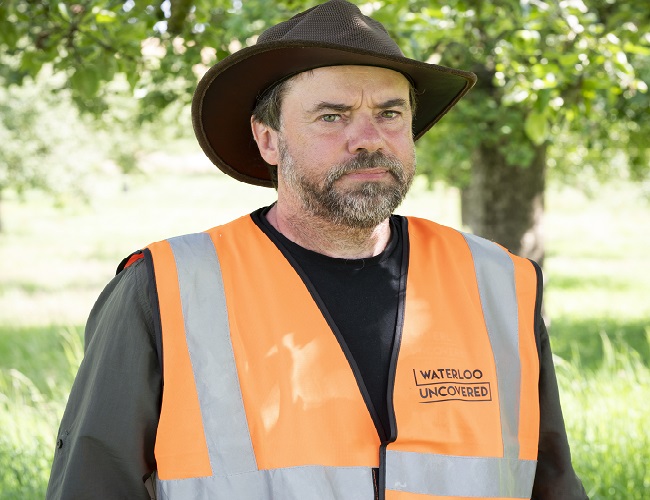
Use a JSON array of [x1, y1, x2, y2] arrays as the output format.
[[116, 250, 143, 274], [116, 248, 164, 372]]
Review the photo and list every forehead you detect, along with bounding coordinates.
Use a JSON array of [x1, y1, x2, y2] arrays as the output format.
[[285, 65, 411, 103]]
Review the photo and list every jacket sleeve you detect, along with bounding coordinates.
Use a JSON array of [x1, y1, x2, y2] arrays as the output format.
[[532, 304, 589, 498], [46, 258, 161, 499]]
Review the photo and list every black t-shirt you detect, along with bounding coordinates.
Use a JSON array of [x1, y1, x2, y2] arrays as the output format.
[[252, 207, 405, 441]]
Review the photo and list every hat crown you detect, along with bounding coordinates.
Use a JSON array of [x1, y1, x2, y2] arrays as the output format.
[[257, 0, 404, 58]]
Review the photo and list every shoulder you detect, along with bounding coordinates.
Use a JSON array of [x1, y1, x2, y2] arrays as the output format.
[[86, 255, 154, 344], [403, 216, 501, 263], [405, 216, 538, 267], [98, 253, 150, 307], [402, 216, 469, 248]]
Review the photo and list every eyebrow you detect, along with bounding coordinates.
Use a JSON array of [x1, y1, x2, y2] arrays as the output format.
[[308, 98, 409, 114]]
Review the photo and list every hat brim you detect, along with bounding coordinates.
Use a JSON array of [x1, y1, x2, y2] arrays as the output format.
[[192, 40, 477, 187]]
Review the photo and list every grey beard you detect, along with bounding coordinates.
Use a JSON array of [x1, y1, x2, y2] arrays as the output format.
[[279, 142, 415, 229]]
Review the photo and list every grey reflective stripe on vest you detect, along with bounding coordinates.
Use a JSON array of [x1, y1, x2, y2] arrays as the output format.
[[386, 233, 535, 499], [157, 233, 374, 499], [156, 466, 373, 500], [167, 233, 257, 476], [385, 451, 536, 498], [462, 232, 521, 461]]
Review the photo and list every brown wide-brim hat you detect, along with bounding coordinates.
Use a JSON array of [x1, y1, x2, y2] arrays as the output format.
[[192, 0, 477, 187]]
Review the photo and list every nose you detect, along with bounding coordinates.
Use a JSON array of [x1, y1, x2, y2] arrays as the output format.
[[346, 115, 384, 154]]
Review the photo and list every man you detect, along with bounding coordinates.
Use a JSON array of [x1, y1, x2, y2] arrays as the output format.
[[47, 1, 588, 499]]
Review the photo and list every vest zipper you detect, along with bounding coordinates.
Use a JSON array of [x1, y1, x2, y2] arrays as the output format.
[[378, 445, 388, 500], [372, 468, 379, 500], [379, 217, 410, 500]]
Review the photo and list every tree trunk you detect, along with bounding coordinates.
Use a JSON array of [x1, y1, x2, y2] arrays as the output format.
[[461, 141, 546, 266]]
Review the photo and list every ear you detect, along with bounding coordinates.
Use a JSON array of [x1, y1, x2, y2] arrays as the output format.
[[251, 117, 280, 165]]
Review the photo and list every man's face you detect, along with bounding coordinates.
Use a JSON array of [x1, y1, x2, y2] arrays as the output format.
[[275, 65, 416, 228]]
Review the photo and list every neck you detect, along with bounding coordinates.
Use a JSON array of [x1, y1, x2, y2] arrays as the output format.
[[266, 203, 391, 259]]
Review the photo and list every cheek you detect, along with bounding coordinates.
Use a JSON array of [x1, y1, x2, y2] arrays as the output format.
[[382, 121, 413, 145], [283, 137, 337, 180], [392, 134, 416, 162], [295, 133, 344, 163]]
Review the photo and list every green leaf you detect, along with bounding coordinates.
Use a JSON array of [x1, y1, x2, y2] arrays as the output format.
[[70, 66, 100, 98], [0, 17, 19, 47], [525, 110, 548, 146], [57, 3, 71, 21], [95, 52, 118, 82], [18, 52, 44, 76], [93, 8, 117, 24], [126, 69, 140, 91], [558, 53, 580, 66], [623, 42, 650, 56], [536, 89, 552, 111]]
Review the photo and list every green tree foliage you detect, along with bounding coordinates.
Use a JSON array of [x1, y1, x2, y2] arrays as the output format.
[[371, 0, 649, 258], [0, 0, 318, 117], [0, 62, 158, 231], [1, 0, 648, 254], [383, 0, 648, 172], [0, 67, 105, 230]]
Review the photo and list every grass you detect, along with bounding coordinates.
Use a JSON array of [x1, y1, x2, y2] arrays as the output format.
[[557, 334, 650, 499], [0, 326, 82, 398], [0, 158, 648, 498], [543, 184, 650, 369], [549, 317, 649, 368], [0, 329, 81, 499]]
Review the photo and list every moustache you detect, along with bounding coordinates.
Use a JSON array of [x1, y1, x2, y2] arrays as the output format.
[[326, 151, 406, 184]]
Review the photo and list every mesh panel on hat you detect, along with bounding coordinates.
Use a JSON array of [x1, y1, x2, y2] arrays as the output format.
[[257, 0, 403, 57]]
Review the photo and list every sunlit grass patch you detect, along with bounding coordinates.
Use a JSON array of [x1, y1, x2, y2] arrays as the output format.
[[0, 370, 59, 499], [548, 317, 649, 369], [557, 334, 650, 499], [0, 326, 83, 397], [0, 329, 82, 499]]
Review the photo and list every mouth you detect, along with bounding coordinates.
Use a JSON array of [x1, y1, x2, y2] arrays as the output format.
[[326, 151, 406, 186], [341, 168, 391, 181]]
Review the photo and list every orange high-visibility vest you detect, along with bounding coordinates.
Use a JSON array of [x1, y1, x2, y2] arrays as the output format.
[[142, 214, 540, 499]]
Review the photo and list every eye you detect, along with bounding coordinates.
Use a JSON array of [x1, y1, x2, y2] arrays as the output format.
[[321, 114, 341, 123], [381, 110, 401, 119]]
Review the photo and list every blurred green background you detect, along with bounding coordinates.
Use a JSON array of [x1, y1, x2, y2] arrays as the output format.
[[1, 0, 649, 498]]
